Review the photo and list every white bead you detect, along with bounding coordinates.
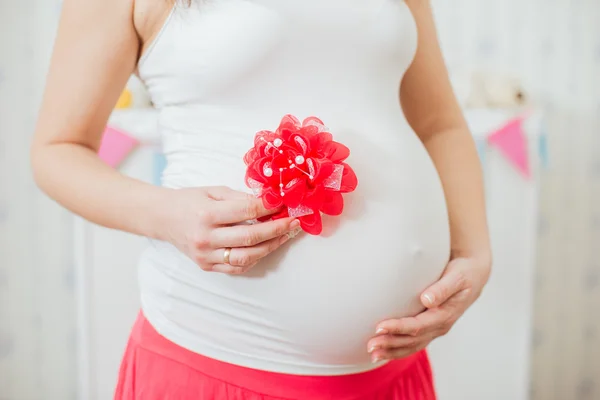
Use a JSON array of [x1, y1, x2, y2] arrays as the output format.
[[279, 183, 284, 187], [279, 150, 283, 154], [280, 192, 285, 196], [290, 164, 295, 168], [273, 138, 283, 147], [309, 175, 314, 180], [264, 168, 273, 177], [279, 168, 284, 171], [295, 155, 305, 165]]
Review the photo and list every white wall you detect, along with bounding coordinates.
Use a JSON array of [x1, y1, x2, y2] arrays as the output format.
[[0, 1, 77, 399], [0, 0, 599, 399], [431, 1, 600, 398]]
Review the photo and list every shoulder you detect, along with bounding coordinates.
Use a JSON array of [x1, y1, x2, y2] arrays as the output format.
[[403, 0, 430, 8]]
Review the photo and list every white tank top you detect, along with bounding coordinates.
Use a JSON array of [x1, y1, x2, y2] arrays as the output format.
[[136, 0, 450, 375]]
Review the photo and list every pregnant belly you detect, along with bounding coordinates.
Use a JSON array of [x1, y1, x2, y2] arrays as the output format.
[[141, 121, 450, 374]]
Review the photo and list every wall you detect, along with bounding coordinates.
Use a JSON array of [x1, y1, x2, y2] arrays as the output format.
[[0, 0, 598, 399], [431, 1, 600, 399], [0, 1, 77, 400]]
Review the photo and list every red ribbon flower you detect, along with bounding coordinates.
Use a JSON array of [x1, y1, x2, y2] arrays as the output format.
[[244, 115, 358, 235]]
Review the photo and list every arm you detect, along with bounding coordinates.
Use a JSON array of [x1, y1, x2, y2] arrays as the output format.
[[400, 0, 491, 266], [367, 0, 491, 361], [31, 0, 298, 274], [31, 0, 166, 238]]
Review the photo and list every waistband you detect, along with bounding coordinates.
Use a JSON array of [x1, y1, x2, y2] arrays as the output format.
[[131, 311, 424, 399]]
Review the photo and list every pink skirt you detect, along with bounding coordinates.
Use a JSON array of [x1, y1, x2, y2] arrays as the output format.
[[115, 312, 437, 400]]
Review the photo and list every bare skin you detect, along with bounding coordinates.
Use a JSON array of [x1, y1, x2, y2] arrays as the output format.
[[31, 0, 491, 362]]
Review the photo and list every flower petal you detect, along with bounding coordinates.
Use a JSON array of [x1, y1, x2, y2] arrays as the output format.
[[310, 132, 333, 152], [279, 114, 301, 128], [339, 162, 358, 193], [253, 130, 276, 146], [289, 133, 311, 155], [246, 160, 268, 185], [299, 211, 323, 235], [257, 208, 289, 222], [277, 115, 301, 140], [302, 117, 329, 135], [243, 148, 259, 165], [321, 192, 344, 216], [323, 141, 350, 163], [298, 125, 319, 140], [302, 116, 324, 126], [282, 177, 306, 208], [262, 188, 284, 209], [253, 130, 279, 157], [311, 159, 335, 185], [322, 164, 344, 191], [287, 204, 314, 218], [303, 186, 325, 210], [270, 209, 290, 220]]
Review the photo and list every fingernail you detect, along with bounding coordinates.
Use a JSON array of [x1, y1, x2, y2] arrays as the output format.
[[372, 355, 384, 363], [280, 235, 290, 245], [376, 328, 388, 335], [423, 293, 435, 306], [368, 345, 378, 353], [290, 220, 301, 230], [286, 228, 302, 240]]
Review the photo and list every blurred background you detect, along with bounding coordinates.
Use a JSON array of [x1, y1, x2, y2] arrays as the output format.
[[0, 0, 598, 399]]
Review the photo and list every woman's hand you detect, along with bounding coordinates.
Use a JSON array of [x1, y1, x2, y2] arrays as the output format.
[[367, 256, 491, 362], [161, 186, 300, 275]]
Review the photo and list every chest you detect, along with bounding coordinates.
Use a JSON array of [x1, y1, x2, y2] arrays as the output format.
[[139, 0, 417, 106]]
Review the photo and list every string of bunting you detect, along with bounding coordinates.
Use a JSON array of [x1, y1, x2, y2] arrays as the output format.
[[97, 112, 547, 182], [486, 113, 531, 178], [483, 110, 548, 178]]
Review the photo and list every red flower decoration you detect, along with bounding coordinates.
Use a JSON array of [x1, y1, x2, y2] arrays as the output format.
[[244, 115, 358, 235]]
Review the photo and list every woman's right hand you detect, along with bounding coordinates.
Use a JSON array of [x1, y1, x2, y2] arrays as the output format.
[[29, 0, 299, 275], [160, 186, 300, 275]]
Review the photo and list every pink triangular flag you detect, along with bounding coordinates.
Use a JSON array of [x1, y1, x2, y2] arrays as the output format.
[[98, 126, 139, 167], [487, 116, 530, 178]]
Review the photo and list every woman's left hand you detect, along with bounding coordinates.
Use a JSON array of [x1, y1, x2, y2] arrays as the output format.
[[367, 256, 491, 363]]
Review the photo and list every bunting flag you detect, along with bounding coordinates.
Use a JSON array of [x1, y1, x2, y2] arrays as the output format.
[[114, 88, 133, 109], [487, 115, 530, 178], [152, 152, 167, 186], [98, 125, 139, 167]]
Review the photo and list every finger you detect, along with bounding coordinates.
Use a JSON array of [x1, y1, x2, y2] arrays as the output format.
[[208, 235, 291, 268], [210, 264, 251, 275], [207, 186, 253, 201], [421, 268, 468, 308], [374, 316, 422, 337], [367, 333, 426, 354], [375, 307, 451, 337], [211, 218, 299, 248], [370, 344, 428, 363], [210, 198, 282, 225]]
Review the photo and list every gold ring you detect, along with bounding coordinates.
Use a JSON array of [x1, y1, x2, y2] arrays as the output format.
[[223, 248, 232, 265]]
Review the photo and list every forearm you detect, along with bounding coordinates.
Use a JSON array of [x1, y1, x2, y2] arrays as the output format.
[[31, 142, 170, 240], [28, 0, 170, 237], [422, 128, 491, 264]]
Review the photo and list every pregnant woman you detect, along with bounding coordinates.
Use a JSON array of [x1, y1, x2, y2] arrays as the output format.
[[32, 0, 492, 398]]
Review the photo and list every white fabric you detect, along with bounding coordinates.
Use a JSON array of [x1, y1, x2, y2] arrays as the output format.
[[136, 0, 450, 375]]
